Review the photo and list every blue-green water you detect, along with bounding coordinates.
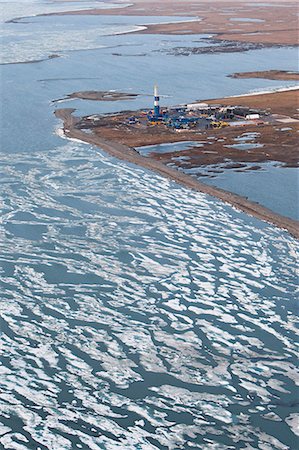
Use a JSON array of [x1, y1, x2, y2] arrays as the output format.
[[136, 140, 298, 221], [197, 162, 299, 221], [0, 2, 298, 449]]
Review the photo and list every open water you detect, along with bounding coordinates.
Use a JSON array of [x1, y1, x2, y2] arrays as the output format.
[[0, 1, 298, 449]]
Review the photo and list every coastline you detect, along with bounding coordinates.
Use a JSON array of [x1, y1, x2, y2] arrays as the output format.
[[228, 70, 299, 81], [3, 1, 299, 447], [67, 88, 299, 168], [52, 90, 139, 103], [44, 0, 299, 46], [206, 88, 299, 117], [55, 108, 299, 239]]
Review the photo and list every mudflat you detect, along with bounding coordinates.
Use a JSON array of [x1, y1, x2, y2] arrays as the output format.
[[53, 90, 138, 103]]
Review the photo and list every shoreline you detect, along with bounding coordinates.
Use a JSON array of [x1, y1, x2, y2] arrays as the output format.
[[228, 70, 299, 81], [70, 88, 299, 168], [54, 108, 299, 239], [42, 0, 299, 46]]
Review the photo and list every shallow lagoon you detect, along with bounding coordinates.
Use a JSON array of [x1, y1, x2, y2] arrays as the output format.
[[198, 162, 299, 221]]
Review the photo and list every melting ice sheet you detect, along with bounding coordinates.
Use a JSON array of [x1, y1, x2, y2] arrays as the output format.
[[0, 141, 298, 449]]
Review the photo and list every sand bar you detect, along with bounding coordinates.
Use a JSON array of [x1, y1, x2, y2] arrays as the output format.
[[229, 70, 299, 81], [53, 90, 138, 103]]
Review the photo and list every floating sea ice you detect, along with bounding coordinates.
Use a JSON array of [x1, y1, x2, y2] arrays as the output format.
[[96, 354, 143, 389], [285, 414, 299, 437], [263, 412, 282, 422], [0, 425, 11, 437]]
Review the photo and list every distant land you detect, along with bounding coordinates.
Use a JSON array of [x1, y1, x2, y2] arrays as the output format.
[[229, 70, 299, 81], [47, 0, 298, 46]]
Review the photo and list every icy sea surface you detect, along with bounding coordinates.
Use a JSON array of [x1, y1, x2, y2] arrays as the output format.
[[0, 1, 298, 449], [1, 142, 298, 449]]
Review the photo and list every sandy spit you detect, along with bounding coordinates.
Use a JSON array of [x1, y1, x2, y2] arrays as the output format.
[[55, 108, 299, 239]]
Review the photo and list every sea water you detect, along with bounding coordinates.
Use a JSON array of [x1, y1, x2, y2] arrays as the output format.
[[0, 2, 298, 449]]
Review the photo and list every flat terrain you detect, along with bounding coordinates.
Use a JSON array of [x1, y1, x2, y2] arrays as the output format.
[[207, 89, 299, 117], [74, 89, 299, 168], [229, 70, 299, 81], [53, 90, 138, 103], [49, 0, 299, 46]]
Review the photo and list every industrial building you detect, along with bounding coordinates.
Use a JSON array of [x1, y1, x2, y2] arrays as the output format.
[[143, 85, 266, 130], [121, 85, 267, 132]]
